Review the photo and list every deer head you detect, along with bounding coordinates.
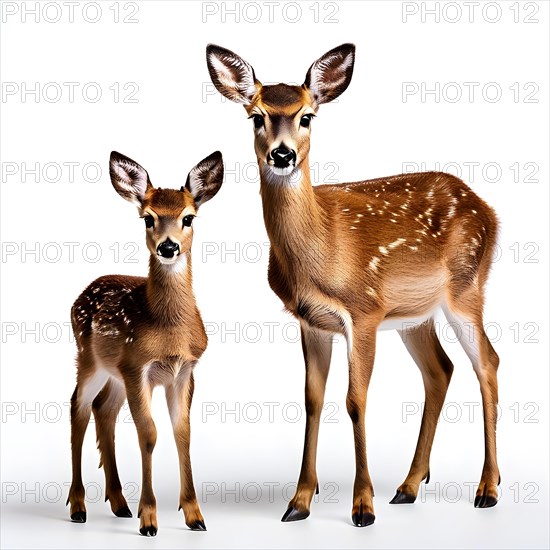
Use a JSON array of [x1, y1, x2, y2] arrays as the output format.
[[206, 43, 355, 179], [109, 150, 223, 267]]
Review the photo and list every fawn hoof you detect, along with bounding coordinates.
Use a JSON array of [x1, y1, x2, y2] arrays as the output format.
[[351, 502, 375, 528], [474, 495, 498, 508], [315, 482, 319, 495], [114, 505, 133, 518], [390, 490, 416, 504], [188, 519, 207, 531], [70, 511, 87, 523], [281, 507, 310, 522], [139, 525, 158, 537]]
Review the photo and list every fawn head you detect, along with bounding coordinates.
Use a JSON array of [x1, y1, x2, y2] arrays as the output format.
[[207, 43, 355, 178], [109, 151, 223, 267]]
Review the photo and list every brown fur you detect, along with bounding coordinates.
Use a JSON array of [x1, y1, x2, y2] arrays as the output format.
[[67, 151, 223, 535], [207, 43, 501, 525]]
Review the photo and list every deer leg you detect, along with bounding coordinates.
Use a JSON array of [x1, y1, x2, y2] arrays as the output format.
[[68, 364, 109, 522], [165, 368, 206, 531], [125, 375, 158, 536], [282, 325, 332, 522], [347, 323, 377, 527], [390, 319, 454, 504], [92, 378, 131, 517], [443, 299, 500, 508]]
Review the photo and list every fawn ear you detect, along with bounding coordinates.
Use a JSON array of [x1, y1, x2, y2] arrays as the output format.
[[304, 43, 355, 105], [185, 151, 224, 208], [206, 44, 260, 104], [109, 151, 152, 205]]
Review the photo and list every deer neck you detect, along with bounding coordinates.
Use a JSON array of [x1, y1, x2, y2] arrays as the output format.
[[146, 253, 195, 325], [259, 158, 326, 271]]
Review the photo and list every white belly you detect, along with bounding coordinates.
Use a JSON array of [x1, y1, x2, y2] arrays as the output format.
[[378, 308, 437, 331]]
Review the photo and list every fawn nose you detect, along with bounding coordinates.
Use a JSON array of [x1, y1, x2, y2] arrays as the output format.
[[270, 146, 296, 168], [157, 239, 180, 259]]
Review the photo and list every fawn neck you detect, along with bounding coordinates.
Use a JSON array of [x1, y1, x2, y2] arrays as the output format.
[[146, 253, 195, 325], [259, 156, 327, 268]]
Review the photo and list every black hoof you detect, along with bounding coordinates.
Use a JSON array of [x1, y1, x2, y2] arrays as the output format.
[[389, 490, 416, 504], [70, 511, 87, 523], [281, 507, 310, 522], [139, 525, 158, 536], [474, 495, 498, 508], [115, 505, 132, 518], [188, 520, 207, 531], [315, 482, 319, 495], [352, 501, 375, 528]]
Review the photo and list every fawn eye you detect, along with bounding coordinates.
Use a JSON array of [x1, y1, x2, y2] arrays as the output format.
[[182, 215, 195, 227], [300, 114, 314, 128], [251, 114, 264, 129], [144, 215, 154, 228]]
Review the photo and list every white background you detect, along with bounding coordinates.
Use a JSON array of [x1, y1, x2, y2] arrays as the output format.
[[1, 1, 548, 548]]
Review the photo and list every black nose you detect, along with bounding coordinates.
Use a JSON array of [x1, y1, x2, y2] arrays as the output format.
[[270, 146, 296, 168], [157, 239, 180, 258]]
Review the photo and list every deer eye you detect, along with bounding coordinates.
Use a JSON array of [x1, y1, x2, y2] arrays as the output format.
[[182, 215, 195, 227], [251, 114, 264, 129], [144, 215, 154, 228], [300, 114, 314, 128]]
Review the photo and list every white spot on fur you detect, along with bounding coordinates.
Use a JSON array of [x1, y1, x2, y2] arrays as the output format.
[[379, 246, 389, 255], [369, 257, 380, 271], [366, 287, 377, 298], [388, 238, 406, 249]]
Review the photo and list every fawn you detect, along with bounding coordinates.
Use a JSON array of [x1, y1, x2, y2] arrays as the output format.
[[207, 43, 500, 526], [67, 150, 224, 536]]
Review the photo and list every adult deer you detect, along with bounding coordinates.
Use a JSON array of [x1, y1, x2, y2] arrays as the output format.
[[67, 150, 223, 535], [207, 43, 500, 526]]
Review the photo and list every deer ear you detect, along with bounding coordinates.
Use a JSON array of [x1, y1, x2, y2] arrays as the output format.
[[304, 43, 355, 105], [206, 44, 260, 104], [109, 151, 152, 205], [185, 151, 224, 208]]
